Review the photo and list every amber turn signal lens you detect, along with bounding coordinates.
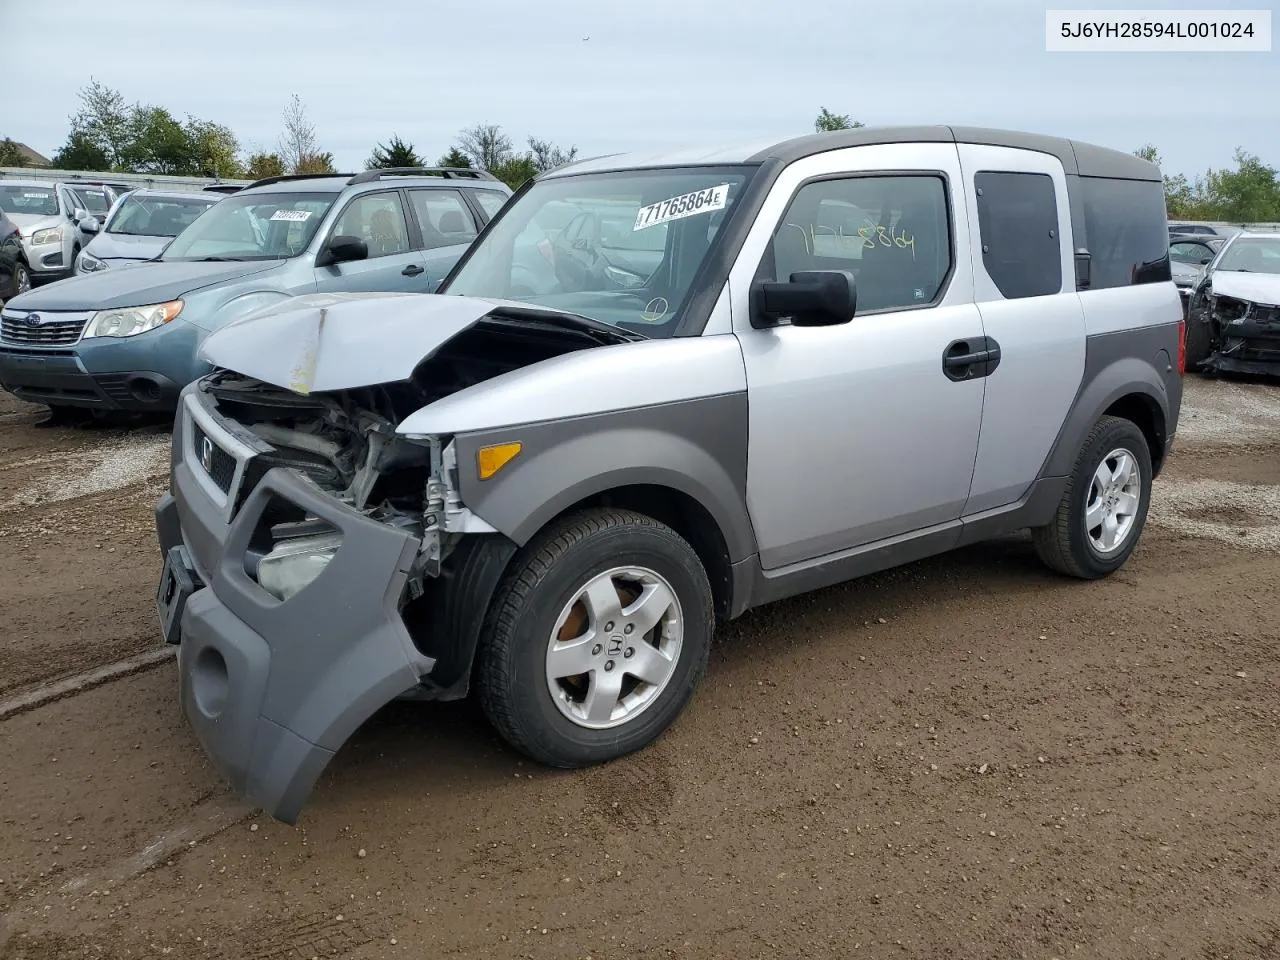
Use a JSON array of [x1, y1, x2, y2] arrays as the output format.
[[477, 442, 522, 480]]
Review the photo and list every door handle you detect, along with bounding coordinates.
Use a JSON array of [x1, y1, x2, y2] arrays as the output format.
[[943, 337, 1002, 381], [402, 264, 425, 276]]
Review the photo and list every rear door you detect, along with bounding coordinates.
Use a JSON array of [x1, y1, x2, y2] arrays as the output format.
[[955, 144, 1086, 514], [405, 188, 481, 291], [313, 189, 430, 294]]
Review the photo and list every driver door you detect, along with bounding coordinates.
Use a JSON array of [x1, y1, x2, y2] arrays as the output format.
[[731, 143, 988, 570], [313, 190, 429, 294]]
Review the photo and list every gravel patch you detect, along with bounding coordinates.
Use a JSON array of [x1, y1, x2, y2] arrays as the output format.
[[0, 435, 171, 511], [1175, 378, 1280, 448], [1149, 476, 1280, 552]]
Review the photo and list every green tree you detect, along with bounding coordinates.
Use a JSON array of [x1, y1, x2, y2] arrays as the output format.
[[1205, 149, 1280, 223], [296, 151, 337, 175], [65, 78, 131, 169], [815, 107, 863, 132], [437, 147, 472, 169], [0, 138, 28, 167], [245, 152, 285, 180], [491, 155, 539, 189], [367, 134, 422, 169], [51, 130, 110, 170], [186, 119, 243, 178], [120, 106, 194, 174], [1133, 144, 1160, 164]]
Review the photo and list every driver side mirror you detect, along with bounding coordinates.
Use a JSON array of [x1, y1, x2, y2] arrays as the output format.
[[750, 270, 857, 329], [315, 234, 368, 268], [1199, 255, 1213, 265], [71, 207, 88, 224], [80, 217, 100, 235]]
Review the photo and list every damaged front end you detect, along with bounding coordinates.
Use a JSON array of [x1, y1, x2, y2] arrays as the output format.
[[1199, 295, 1280, 375], [154, 295, 640, 823]]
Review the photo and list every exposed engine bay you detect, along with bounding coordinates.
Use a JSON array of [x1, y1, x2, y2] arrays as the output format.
[[199, 312, 639, 582]]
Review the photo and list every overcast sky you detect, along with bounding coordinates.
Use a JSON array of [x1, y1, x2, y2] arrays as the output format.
[[5, 0, 1276, 178]]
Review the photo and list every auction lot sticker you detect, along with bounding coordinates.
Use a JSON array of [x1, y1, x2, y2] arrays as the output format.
[[270, 209, 313, 222], [634, 184, 730, 231]]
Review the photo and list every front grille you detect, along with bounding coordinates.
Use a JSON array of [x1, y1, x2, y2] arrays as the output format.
[[1252, 304, 1280, 325], [0, 312, 90, 346], [191, 421, 238, 494]]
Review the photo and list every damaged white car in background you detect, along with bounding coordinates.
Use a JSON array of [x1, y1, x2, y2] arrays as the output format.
[[1185, 231, 1280, 375]]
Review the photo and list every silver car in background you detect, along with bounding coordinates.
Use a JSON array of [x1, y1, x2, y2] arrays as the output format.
[[0, 179, 98, 284], [77, 189, 222, 274]]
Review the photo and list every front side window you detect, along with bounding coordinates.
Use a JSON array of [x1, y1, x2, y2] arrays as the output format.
[[1169, 241, 1213, 264], [107, 195, 217, 237], [161, 192, 335, 261], [71, 187, 112, 218], [0, 185, 59, 217], [1079, 176, 1171, 289], [974, 171, 1062, 299], [757, 174, 952, 313], [443, 167, 753, 337], [1215, 236, 1280, 276], [331, 192, 411, 258], [408, 189, 477, 250]]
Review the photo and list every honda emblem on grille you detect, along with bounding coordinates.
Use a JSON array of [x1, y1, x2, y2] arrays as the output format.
[[24, 313, 41, 327], [200, 436, 214, 473]]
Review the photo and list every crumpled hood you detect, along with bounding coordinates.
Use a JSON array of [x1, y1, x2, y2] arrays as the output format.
[[1211, 271, 1280, 306], [3, 258, 281, 311], [198, 291, 633, 395], [83, 231, 169, 262]]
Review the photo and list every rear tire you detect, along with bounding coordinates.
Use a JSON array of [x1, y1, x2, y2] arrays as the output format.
[[12, 261, 31, 297], [476, 507, 714, 768], [1032, 415, 1153, 579]]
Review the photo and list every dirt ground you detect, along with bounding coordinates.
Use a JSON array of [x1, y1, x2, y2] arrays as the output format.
[[1, 378, 1278, 960]]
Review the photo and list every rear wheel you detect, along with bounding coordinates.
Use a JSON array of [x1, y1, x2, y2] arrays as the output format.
[[476, 508, 714, 768], [1032, 415, 1153, 579]]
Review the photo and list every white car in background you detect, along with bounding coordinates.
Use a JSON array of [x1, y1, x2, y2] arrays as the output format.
[[0, 179, 99, 285], [76, 189, 222, 274]]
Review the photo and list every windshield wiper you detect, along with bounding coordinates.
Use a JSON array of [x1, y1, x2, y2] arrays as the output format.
[[195, 256, 247, 262]]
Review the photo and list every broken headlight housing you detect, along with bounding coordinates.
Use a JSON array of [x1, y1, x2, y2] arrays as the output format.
[[253, 532, 342, 602]]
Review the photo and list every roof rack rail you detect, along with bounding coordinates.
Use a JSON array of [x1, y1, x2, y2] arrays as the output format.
[[346, 166, 499, 184], [243, 172, 356, 189]]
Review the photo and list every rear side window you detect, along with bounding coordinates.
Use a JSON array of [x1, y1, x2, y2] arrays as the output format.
[[408, 189, 478, 250], [1078, 176, 1171, 289], [974, 171, 1062, 299], [473, 189, 509, 220]]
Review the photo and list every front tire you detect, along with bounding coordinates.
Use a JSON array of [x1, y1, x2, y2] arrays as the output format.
[[476, 508, 714, 768], [12, 261, 31, 297], [1032, 415, 1153, 579]]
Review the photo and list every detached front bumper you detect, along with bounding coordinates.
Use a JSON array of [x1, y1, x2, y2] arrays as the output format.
[[1203, 317, 1280, 376], [155, 463, 435, 824]]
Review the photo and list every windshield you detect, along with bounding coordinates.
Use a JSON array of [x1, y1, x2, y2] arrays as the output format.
[[71, 187, 112, 216], [0, 185, 59, 217], [160, 191, 334, 261], [442, 167, 753, 337], [108, 195, 218, 237], [1216, 237, 1280, 275]]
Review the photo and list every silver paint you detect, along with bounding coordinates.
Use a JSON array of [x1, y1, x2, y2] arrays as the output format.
[[727, 142, 986, 570], [395, 334, 747, 437], [956, 143, 1087, 515]]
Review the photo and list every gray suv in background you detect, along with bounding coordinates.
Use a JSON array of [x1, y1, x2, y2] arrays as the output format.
[[0, 179, 105, 284], [0, 167, 512, 416]]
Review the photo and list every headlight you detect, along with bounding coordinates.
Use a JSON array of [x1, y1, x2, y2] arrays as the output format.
[[83, 300, 183, 339], [31, 227, 64, 246], [254, 533, 342, 602], [77, 251, 108, 273]]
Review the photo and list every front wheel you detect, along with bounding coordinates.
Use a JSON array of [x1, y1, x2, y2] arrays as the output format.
[[13, 261, 31, 296], [1032, 415, 1153, 579], [476, 508, 714, 768]]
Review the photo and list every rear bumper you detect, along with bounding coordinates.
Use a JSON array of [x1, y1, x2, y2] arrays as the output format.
[[156, 460, 434, 824]]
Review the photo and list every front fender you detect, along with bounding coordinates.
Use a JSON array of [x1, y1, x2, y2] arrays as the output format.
[[452, 393, 757, 564]]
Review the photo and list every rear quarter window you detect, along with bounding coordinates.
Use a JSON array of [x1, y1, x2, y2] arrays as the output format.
[[974, 171, 1063, 299], [1079, 176, 1171, 289]]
